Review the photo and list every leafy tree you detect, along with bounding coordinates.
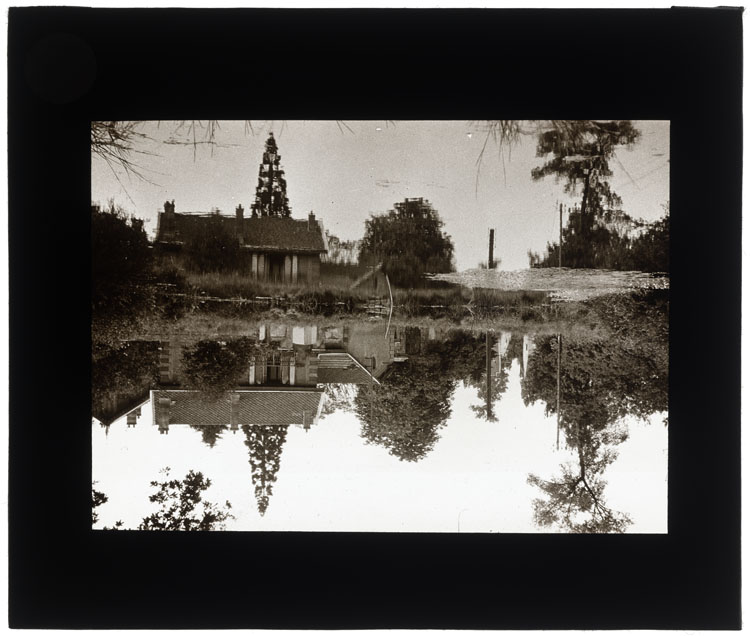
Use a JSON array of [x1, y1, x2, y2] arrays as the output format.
[[528, 121, 641, 267], [627, 203, 669, 273], [91, 200, 189, 346], [91, 200, 153, 315], [181, 338, 255, 399], [242, 425, 288, 516], [527, 423, 631, 533], [528, 203, 669, 272], [183, 214, 242, 273], [529, 206, 636, 270], [138, 468, 233, 531], [359, 198, 455, 288]]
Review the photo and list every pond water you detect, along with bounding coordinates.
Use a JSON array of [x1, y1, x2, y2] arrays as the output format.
[[92, 321, 668, 533]]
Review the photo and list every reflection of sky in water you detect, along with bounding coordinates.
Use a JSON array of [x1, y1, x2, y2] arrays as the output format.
[[92, 358, 667, 533]]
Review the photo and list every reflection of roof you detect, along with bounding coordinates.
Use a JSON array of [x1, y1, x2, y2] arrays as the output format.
[[317, 353, 379, 385], [158, 213, 326, 253], [151, 388, 324, 426], [94, 392, 150, 426]]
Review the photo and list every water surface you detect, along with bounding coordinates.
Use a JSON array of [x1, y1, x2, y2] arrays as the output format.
[[92, 322, 667, 533]]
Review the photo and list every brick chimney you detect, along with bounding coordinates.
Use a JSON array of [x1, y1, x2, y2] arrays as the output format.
[[308, 210, 315, 230], [158, 200, 176, 241], [236, 204, 245, 245]]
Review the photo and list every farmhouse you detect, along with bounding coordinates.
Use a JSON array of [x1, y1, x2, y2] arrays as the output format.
[[154, 133, 328, 284]]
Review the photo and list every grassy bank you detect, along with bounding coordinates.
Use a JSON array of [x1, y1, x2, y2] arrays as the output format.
[[93, 261, 667, 347], [100, 289, 666, 346]]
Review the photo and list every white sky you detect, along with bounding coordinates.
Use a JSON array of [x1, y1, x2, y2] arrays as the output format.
[[92, 359, 667, 533], [91, 120, 670, 271]]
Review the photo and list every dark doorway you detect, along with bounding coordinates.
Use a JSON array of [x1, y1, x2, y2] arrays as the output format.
[[268, 254, 285, 283]]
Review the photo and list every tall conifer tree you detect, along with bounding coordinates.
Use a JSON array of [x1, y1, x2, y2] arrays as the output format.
[[251, 133, 291, 218]]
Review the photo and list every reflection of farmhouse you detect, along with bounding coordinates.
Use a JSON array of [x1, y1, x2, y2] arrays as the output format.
[[93, 395, 149, 432], [151, 322, 395, 433], [151, 388, 325, 434], [155, 133, 328, 284]]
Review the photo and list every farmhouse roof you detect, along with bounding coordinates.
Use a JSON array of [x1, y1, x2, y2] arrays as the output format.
[[157, 212, 327, 254], [242, 215, 327, 253]]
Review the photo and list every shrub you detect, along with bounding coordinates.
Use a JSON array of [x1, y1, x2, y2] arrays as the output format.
[[183, 215, 242, 273], [91, 201, 152, 314]]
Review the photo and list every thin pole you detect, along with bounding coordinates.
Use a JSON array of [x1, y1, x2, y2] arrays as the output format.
[[486, 332, 492, 421], [559, 203, 563, 268], [556, 333, 561, 450], [488, 228, 495, 270], [384, 273, 393, 340]]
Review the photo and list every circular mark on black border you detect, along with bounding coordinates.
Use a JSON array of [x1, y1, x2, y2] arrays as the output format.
[[25, 33, 97, 104]]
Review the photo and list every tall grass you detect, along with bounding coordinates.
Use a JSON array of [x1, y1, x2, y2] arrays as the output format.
[[472, 288, 548, 307], [185, 271, 363, 299]]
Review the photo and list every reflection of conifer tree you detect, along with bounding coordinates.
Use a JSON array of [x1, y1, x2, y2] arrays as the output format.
[[527, 423, 631, 533], [242, 425, 288, 516], [191, 425, 229, 449]]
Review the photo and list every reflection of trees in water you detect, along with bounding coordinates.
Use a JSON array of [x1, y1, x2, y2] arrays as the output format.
[[91, 341, 159, 422], [139, 468, 234, 531], [181, 338, 255, 399], [355, 330, 487, 461], [242, 425, 288, 516], [528, 423, 631, 533], [93, 470, 232, 531], [467, 333, 518, 422], [92, 485, 108, 525], [320, 384, 358, 418], [191, 425, 229, 448], [355, 364, 453, 462], [522, 330, 665, 533], [522, 334, 668, 431]]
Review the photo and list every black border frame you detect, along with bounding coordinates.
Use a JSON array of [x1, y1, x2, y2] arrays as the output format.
[[8, 7, 742, 629]]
